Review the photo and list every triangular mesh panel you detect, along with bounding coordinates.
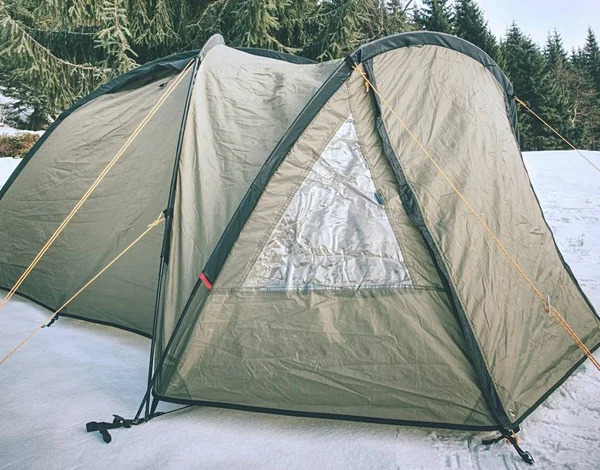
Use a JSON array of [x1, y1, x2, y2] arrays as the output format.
[[242, 114, 411, 290]]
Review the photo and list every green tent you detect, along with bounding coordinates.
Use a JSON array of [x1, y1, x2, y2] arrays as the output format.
[[1, 33, 598, 458]]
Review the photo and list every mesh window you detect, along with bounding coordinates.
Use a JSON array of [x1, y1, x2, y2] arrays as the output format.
[[242, 114, 412, 291]]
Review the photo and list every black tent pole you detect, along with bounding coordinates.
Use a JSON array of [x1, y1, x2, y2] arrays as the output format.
[[86, 279, 203, 443], [135, 279, 202, 421], [144, 54, 201, 419]]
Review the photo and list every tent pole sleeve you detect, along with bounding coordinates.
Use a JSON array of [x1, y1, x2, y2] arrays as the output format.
[[161, 55, 201, 264], [136, 279, 202, 421], [145, 259, 166, 419], [145, 55, 201, 419], [150, 396, 160, 416], [361, 58, 512, 429]]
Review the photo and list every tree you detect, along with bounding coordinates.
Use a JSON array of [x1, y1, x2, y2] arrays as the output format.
[[377, 0, 414, 37], [569, 44, 600, 149], [581, 28, 600, 97], [453, 0, 500, 62], [415, 0, 453, 34], [305, 0, 377, 60], [0, 0, 221, 126], [502, 22, 563, 150], [544, 29, 568, 69]]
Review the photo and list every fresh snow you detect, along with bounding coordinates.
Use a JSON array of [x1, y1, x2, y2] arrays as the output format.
[[0, 91, 44, 136], [0, 126, 45, 137], [0, 151, 599, 469], [0, 158, 20, 187]]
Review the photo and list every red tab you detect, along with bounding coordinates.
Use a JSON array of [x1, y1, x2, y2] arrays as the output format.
[[199, 272, 213, 290]]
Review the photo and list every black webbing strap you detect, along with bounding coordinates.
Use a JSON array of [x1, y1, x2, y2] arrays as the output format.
[[86, 406, 191, 444], [86, 415, 147, 443], [43, 315, 59, 328], [483, 428, 535, 465]]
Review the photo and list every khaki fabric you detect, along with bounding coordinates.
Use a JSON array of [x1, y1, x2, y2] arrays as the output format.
[[3, 33, 597, 429], [372, 45, 600, 422], [157, 73, 496, 427], [0, 69, 193, 335], [159, 46, 340, 353]]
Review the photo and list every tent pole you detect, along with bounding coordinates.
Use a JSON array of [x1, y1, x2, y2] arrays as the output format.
[[135, 279, 202, 421], [145, 54, 201, 419], [149, 396, 160, 416]]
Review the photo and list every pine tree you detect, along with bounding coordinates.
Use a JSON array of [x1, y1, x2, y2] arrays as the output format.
[[502, 22, 562, 150], [379, 0, 413, 36], [305, 0, 376, 60], [544, 29, 568, 69], [581, 28, 600, 97], [453, 0, 500, 61], [0, 0, 223, 126], [415, 0, 453, 34], [274, 0, 319, 53], [228, 0, 292, 52], [538, 30, 573, 149], [570, 43, 600, 149]]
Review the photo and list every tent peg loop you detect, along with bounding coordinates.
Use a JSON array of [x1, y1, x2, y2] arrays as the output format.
[[43, 314, 59, 328], [85, 413, 162, 444], [86, 414, 148, 443], [86, 405, 191, 444], [482, 428, 534, 465]]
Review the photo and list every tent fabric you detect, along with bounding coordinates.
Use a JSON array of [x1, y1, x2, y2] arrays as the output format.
[[241, 113, 413, 291], [1, 32, 599, 432], [369, 45, 600, 424], [157, 46, 341, 357], [0, 47, 334, 337], [0, 68, 194, 336], [154, 72, 495, 427]]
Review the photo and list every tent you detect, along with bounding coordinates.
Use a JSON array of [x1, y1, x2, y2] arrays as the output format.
[[1, 32, 599, 461]]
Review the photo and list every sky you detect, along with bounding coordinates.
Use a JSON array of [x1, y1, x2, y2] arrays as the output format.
[[475, 0, 600, 50]]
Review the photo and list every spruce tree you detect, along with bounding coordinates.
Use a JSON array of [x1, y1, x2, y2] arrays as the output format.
[[502, 22, 562, 150], [415, 0, 453, 34], [305, 0, 375, 60], [453, 0, 499, 62], [380, 0, 413, 36], [0, 0, 222, 126], [544, 29, 568, 69], [581, 28, 600, 97], [571, 42, 600, 149]]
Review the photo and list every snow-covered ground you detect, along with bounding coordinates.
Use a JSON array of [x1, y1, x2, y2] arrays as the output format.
[[0, 158, 20, 187], [0, 151, 599, 469], [0, 126, 45, 137]]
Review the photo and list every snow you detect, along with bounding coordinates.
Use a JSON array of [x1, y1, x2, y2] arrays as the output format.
[[0, 158, 20, 186], [0, 151, 599, 469], [0, 126, 44, 137], [0, 91, 38, 131]]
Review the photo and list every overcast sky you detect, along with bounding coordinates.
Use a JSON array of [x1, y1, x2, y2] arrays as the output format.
[[475, 0, 600, 51]]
